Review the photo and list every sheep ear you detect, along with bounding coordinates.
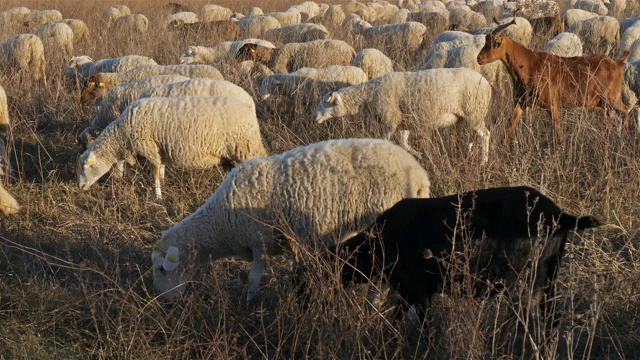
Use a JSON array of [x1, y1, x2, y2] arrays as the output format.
[[334, 93, 343, 106], [162, 246, 180, 271], [328, 92, 336, 103]]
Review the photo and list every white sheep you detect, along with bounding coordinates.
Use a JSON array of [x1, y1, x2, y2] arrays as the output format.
[[544, 32, 584, 57], [235, 39, 356, 74], [112, 14, 149, 33], [235, 15, 282, 39], [101, 5, 131, 27], [267, 8, 302, 26], [245, 7, 264, 17], [352, 48, 394, 79], [201, 4, 233, 22], [77, 75, 191, 146], [623, 60, 640, 130], [448, 7, 487, 29], [164, 11, 199, 29], [139, 78, 256, 113], [178, 39, 276, 65], [259, 65, 368, 105], [66, 55, 158, 85], [573, 0, 608, 15], [562, 8, 598, 28], [289, 1, 321, 20], [629, 39, 640, 62], [0, 7, 30, 28], [470, 16, 533, 46], [56, 19, 90, 42], [83, 64, 224, 102], [22, 9, 62, 28], [151, 138, 431, 301], [620, 23, 640, 58], [608, 0, 626, 17], [77, 96, 267, 200], [352, 20, 427, 65], [33, 22, 74, 61], [568, 15, 619, 55], [313, 68, 492, 163], [264, 23, 329, 45], [315, 5, 345, 33], [0, 34, 46, 83]]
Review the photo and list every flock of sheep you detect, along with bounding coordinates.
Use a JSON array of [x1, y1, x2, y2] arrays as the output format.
[[0, 0, 638, 330]]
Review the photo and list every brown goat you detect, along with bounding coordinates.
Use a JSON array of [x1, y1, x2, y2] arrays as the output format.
[[477, 18, 629, 142]]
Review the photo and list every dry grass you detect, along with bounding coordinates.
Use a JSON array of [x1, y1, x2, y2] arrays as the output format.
[[1, 0, 640, 358]]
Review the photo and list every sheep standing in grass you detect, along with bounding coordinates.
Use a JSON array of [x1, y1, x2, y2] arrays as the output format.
[[81, 64, 224, 104], [66, 55, 158, 86], [22, 9, 62, 28], [57, 19, 90, 42], [568, 15, 619, 55], [201, 4, 233, 22], [77, 75, 191, 146], [352, 48, 394, 79], [178, 39, 275, 65], [112, 14, 149, 34], [544, 32, 584, 57], [151, 138, 431, 301], [0, 34, 46, 83], [264, 23, 329, 45], [562, 8, 598, 28], [33, 22, 74, 61], [77, 96, 266, 200], [101, 5, 131, 27], [236, 15, 282, 38], [313, 68, 492, 163], [352, 20, 427, 67], [235, 39, 356, 74]]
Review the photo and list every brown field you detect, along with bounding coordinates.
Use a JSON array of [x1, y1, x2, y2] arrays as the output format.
[[1, 0, 640, 358]]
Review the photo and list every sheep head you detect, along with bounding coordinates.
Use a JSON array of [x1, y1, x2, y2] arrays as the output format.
[[76, 151, 113, 190], [152, 238, 190, 301], [313, 91, 345, 123], [235, 43, 273, 64], [80, 78, 109, 106]]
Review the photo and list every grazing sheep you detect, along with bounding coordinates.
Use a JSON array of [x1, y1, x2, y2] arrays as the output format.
[[259, 66, 368, 105], [164, 3, 190, 14], [264, 23, 329, 45], [331, 186, 601, 324], [77, 96, 266, 200], [448, 7, 487, 29], [352, 48, 394, 79], [629, 39, 640, 62], [66, 55, 158, 86], [82, 64, 224, 103], [32, 22, 74, 61], [245, 7, 264, 17], [22, 9, 62, 28], [139, 78, 256, 113], [201, 4, 233, 23], [314, 5, 345, 33], [313, 68, 492, 163], [151, 138, 431, 301], [112, 14, 149, 33], [470, 16, 533, 47], [164, 11, 199, 29], [352, 20, 427, 65], [544, 32, 584, 57], [178, 39, 276, 65], [267, 8, 302, 26], [235, 15, 282, 39], [168, 19, 240, 45], [289, 1, 321, 20], [620, 17, 640, 35], [57, 19, 90, 42], [235, 39, 356, 74], [568, 15, 619, 55], [77, 75, 191, 146], [562, 8, 598, 28], [573, 0, 608, 15], [101, 5, 131, 27], [0, 34, 46, 83], [623, 60, 640, 128], [0, 7, 30, 28]]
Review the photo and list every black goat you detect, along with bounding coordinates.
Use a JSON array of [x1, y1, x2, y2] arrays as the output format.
[[330, 186, 601, 324]]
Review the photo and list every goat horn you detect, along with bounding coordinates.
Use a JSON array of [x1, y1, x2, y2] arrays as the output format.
[[491, 15, 518, 36]]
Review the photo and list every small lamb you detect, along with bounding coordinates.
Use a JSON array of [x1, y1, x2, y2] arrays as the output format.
[[152, 138, 431, 301], [77, 96, 266, 200]]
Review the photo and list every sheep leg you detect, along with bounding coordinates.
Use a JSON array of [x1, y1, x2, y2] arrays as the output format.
[[247, 248, 266, 302], [474, 125, 491, 164], [160, 165, 166, 181], [399, 130, 422, 159], [153, 164, 162, 200], [504, 103, 524, 145]]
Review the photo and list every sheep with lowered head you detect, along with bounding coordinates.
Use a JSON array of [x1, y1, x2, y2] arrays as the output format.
[[0, 34, 46, 83], [32, 22, 74, 61], [77, 75, 191, 146], [568, 15, 619, 55], [81, 64, 223, 104], [235, 39, 356, 74], [77, 96, 266, 200], [544, 32, 584, 57], [352, 20, 427, 67], [102, 5, 131, 27], [66, 55, 158, 86], [352, 48, 394, 79], [151, 138, 431, 301], [259, 65, 368, 105], [313, 68, 492, 163], [112, 14, 149, 33], [178, 39, 275, 65]]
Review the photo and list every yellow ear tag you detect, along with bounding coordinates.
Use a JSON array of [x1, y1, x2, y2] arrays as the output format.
[[495, 37, 503, 45], [98, 82, 105, 88], [86, 156, 94, 165]]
